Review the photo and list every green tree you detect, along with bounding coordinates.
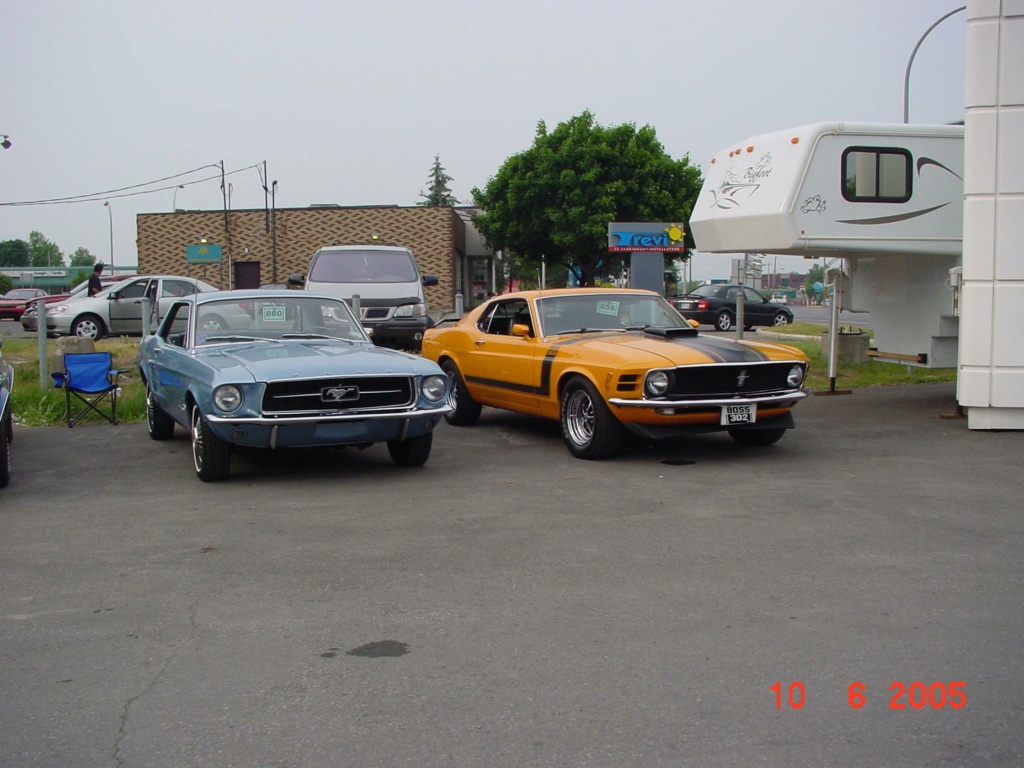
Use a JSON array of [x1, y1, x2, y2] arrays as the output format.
[[0, 239, 31, 267], [417, 154, 461, 206], [28, 231, 64, 267], [0, 273, 13, 294], [471, 111, 702, 287], [68, 247, 97, 267]]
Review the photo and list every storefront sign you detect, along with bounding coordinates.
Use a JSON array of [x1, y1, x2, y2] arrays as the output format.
[[186, 243, 222, 263], [608, 222, 687, 252]]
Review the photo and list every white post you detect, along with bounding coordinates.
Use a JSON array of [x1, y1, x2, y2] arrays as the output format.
[[36, 298, 48, 388]]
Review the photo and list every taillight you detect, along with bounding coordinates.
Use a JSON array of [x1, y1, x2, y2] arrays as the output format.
[[698, 299, 709, 310]]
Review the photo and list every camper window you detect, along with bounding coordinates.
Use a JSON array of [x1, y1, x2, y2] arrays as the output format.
[[841, 147, 912, 203]]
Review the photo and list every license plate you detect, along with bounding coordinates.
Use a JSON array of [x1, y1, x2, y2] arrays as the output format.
[[722, 404, 756, 425]]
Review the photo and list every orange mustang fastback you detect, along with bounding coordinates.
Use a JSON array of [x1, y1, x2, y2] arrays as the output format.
[[422, 288, 810, 459]]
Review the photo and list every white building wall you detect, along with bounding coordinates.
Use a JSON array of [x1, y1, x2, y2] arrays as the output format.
[[959, 0, 1024, 428]]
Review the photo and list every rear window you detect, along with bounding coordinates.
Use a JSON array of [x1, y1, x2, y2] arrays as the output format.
[[308, 249, 417, 284]]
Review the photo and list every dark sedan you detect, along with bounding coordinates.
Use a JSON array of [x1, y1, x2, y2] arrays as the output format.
[[670, 284, 793, 332]]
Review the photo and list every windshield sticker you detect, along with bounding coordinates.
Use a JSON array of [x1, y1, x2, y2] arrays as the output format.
[[596, 301, 619, 316], [262, 305, 287, 322]]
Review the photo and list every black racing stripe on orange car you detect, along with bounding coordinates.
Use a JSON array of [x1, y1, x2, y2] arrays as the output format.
[[465, 345, 562, 397], [665, 335, 771, 363]]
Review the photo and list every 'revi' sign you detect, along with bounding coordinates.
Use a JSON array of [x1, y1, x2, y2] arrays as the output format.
[[607, 222, 687, 252]]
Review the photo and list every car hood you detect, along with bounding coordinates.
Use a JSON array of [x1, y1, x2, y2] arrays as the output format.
[[560, 330, 806, 366], [193, 340, 439, 381]]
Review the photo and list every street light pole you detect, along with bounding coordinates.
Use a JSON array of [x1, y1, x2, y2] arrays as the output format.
[[172, 184, 184, 210], [903, 5, 966, 123], [103, 201, 114, 267]]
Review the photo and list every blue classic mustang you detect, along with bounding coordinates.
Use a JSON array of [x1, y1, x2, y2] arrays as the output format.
[[137, 290, 451, 481]]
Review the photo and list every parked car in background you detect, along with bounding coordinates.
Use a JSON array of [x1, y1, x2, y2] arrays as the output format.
[[20, 275, 133, 334], [0, 288, 48, 321], [0, 337, 13, 488], [670, 284, 794, 332], [422, 288, 809, 460], [137, 290, 451, 482], [43, 275, 218, 340]]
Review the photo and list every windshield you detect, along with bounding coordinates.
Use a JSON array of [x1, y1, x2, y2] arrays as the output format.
[[308, 249, 418, 283], [538, 293, 690, 336], [192, 295, 369, 345], [3, 289, 41, 299]]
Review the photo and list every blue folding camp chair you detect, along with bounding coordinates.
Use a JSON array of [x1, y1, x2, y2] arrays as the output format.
[[52, 352, 125, 428]]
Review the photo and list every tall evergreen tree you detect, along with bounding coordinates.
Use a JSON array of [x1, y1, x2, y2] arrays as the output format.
[[417, 155, 461, 206]]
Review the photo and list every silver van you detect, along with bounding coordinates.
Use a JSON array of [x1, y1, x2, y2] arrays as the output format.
[[289, 244, 438, 350]]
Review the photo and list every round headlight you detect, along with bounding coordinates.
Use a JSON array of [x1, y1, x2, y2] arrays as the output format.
[[420, 374, 447, 402], [786, 365, 805, 388], [645, 370, 671, 397], [213, 384, 243, 412]]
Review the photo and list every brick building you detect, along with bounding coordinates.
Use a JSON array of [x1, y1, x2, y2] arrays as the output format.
[[136, 205, 495, 313]]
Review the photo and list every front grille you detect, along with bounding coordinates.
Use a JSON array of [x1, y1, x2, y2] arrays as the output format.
[[666, 363, 801, 399], [361, 307, 392, 321], [262, 375, 415, 415]]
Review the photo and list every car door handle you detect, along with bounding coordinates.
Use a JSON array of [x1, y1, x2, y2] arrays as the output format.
[[475, 339, 486, 346]]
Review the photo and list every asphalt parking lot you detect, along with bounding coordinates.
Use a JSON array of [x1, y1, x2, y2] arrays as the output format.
[[2, 382, 1022, 767]]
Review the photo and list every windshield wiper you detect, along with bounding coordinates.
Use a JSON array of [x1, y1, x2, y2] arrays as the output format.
[[556, 327, 618, 335], [281, 333, 334, 340], [203, 335, 280, 344]]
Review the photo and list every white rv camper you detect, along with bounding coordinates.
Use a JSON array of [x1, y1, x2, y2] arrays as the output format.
[[689, 122, 964, 368]]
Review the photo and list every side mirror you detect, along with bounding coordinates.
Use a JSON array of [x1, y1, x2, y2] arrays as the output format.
[[511, 323, 532, 338], [422, 274, 439, 287], [288, 274, 306, 288]]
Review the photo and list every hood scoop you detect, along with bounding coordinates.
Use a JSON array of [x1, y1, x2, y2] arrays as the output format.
[[643, 325, 698, 338]]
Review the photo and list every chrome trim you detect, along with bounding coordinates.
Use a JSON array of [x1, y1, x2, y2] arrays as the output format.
[[207, 403, 451, 425], [608, 390, 808, 409]]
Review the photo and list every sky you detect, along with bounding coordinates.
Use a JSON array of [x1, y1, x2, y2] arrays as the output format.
[[1, 0, 967, 282]]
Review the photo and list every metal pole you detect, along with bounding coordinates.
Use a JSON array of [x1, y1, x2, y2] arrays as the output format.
[[828, 280, 840, 390], [103, 201, 114, 266], [737, 254, 747, 339], [36, 298, 48, 388], [903, 6, 966, 123], [271, 181, 278, 285]]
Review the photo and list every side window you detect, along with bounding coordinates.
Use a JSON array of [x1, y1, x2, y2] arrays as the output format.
[[744, 288, 763, 302], [842, 147, 912, 202], [162, 279, 195, 298], [118, 280, 149, 300], [160, 302, 191, 345], [479, 299, 529, 336]]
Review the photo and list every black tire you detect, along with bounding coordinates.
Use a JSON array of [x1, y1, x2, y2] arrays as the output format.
[[146, 387, 176, 441], [772, 312, 790, 327], [71, 314, 106, 340], [715, 311, 733, 332], [387, 432, 433, 467], [191, 405, 231, 482], [728, 427, 787, 447], [198, 313, 228, 333], [559, 376, 624, 460], [0, 409, 11, 489], [441, 360, 482, 426]]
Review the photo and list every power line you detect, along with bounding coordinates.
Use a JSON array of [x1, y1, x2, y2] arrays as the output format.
[[0, 162, 264, 207]]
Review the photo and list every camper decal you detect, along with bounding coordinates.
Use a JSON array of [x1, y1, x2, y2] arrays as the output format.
[[800, 195, 827, 214], [709, 153, 773, 209], [918, 156, 963, 181], [743, 152, 773, 182]]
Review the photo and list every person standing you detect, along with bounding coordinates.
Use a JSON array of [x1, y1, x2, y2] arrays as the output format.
[[88, 263, 104, 296]]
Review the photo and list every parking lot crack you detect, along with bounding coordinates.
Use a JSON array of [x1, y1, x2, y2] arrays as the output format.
[[112, 595, 201, 767]]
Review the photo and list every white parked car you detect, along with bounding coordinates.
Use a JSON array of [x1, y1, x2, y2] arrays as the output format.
[[44, 275, 218, 340]]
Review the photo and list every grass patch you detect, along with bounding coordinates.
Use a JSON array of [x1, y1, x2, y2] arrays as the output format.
[[762, 325, 957, 390], [2, 337, 145, 427]]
